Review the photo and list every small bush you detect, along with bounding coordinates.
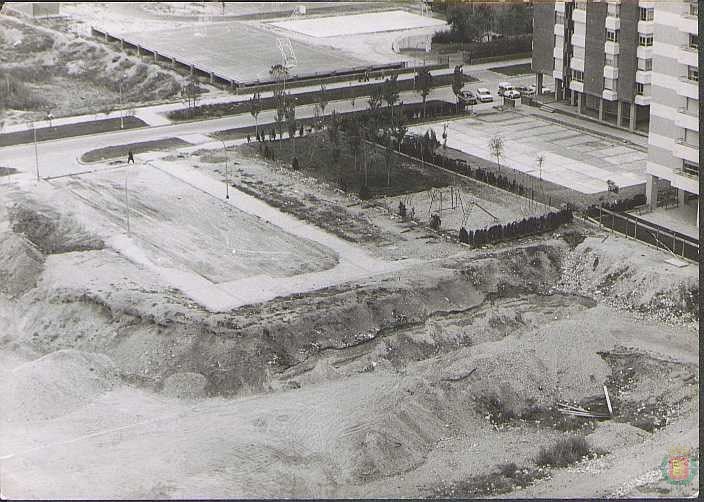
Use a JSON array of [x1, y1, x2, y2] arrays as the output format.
[[398, 201, 407, 219], [429, 214, 441, 230], [497, 462, 518, 478], [359, 184, 371, 200], [292, 157, 300, 170], [458, 227, 469, 243], [536, 436, 590, 467]]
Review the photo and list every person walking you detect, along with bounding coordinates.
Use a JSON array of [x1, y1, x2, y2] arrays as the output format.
[[127, 150, 134, 164]]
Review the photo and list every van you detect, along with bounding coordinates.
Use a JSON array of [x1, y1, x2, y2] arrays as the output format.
[[497, 82, 514, 97]]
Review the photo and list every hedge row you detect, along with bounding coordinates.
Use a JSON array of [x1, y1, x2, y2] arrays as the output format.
[[431, 34, 533, 59], [458, 208, 573, 247]]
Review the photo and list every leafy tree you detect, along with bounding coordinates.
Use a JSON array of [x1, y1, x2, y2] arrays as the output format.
[[446, 2, 493, 43], [285, 98, 296, 154], [346, 115, 362, 172], [318, 84, 328, 118], [489, 134, 504, 172], [368, 85, 383, 115], [415, 67, 433, 118], [249, 92, 262, 139], [382, 75, 400, 124], [391, 108, 408, 153], [274, 89, 285, 140], [451, 65, 464, 112]]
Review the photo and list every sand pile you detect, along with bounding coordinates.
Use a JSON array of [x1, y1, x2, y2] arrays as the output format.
[[0, 231, 44, 296], [1, 349, 119, 423], [555, 237, 698, 324], [161, 372, 208, 399], [8, 201, 105, 255]]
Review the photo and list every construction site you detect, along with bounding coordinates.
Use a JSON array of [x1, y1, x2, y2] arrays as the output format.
[[0, 1, 699, 499]]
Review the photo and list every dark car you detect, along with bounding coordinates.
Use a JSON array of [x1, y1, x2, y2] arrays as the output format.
[[458, 90, 478, 105]]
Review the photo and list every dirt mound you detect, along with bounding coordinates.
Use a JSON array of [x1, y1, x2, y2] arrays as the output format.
[[0, 231, 45, 296], [555, 236, 698, 324], [586, 422, 651, 454], [8, 201, 105, 254], [1, 349, 119, 423], [161, 372, 208, 399]]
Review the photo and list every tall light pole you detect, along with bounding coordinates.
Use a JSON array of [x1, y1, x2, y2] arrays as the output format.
[[119, 72, 127, 129], [221, 140, 229, 199], [30, 121, 39, 181], [124, 169, 131, 235]]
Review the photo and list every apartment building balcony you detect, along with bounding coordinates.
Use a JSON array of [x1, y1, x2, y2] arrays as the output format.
[[634, 94, 651, 106], [553, 46, 564, 59], [605, 16, 620, 31], [635, 70, 651, 84], [555, 2, 565, 13], [603, 65, 618, 79], [603, 89, 618, 101], [569, 80, 584, 93], [572, 8, 586, 24], [554, 23, 564, 36], [570, 57, 584, 72], [552, 69, 565, 80], [673, 138, 699, 164], [677, 76, 698, 99], [637, 21, 654, 35], [675, 107, 699, 132], [571, 33, 586, 47], [677, 45, 698, 68], [680, 13, 697, 36], [636, 46, 653, 59], [677, 164, 700, 181], [605, 41, 620, 55]]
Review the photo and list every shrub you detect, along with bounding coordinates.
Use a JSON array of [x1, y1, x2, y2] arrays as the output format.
[[429, 213, 441, 230], [359, 184, 371, 200], [292, 157, 300, 170], [458, 227, 469, 243], [398, 201, 407, 219], [536, 436, 590, 467]]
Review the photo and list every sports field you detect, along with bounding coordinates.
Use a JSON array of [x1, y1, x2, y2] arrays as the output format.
[[271, 10, 447, 38], [118, 21, 373, 84]]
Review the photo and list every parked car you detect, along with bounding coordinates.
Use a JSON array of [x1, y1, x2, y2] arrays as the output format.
[[516, 85, 536, 96], [503, 89, 521, 100], [458, 89, 478, 105], [476, 88, 494, 102], [497, 82, 514, 96]]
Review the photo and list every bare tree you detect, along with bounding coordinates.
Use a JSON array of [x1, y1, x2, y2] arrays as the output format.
[[250, 92, 262, 139], [180, 76, 202, 117], [318, 84, 328, 118], [489, 134, 504, 173], [451, 65, 464, 113]]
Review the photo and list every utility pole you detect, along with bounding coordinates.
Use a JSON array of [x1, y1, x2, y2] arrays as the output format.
[[32, 122, 39, 181], [124, 170, 130, 235], [221, 140, 229, 199]]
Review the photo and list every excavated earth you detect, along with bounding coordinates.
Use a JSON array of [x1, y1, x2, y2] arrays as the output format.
[[0, 188, 698, 499]]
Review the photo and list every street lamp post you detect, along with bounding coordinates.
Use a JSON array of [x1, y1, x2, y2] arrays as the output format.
[[221, 140, 229, 199], [119, 73, 127, 129]]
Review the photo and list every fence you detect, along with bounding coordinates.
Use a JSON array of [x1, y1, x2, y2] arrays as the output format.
[[587, 206, 699, 262]]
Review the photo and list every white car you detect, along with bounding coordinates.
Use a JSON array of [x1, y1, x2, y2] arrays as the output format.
[[503, 89, 521, 100], [476, 88, 493, 103]]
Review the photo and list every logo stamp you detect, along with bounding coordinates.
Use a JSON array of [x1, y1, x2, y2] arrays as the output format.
[[660, 446, 699, 485]]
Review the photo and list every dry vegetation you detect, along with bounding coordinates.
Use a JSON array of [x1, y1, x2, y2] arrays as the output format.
[[0, 13, 183, 125]]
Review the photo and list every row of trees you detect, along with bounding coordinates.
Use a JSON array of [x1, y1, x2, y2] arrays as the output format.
[[434, 1, 533, 44], [458, 209, 573, 247]]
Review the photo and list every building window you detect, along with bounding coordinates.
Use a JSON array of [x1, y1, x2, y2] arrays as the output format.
[[683, 161, 699, 177], [685, 128, 699, 145], [637, 58, 652, 71], [604, 78, 616, 90], [690, 1, 698, 17], [688, 66, 698, 82], [639, 34, 653, 47], [575, 1, 586, 10], [635, 82, 645, 95], [689, 34, 698, 50], [572, 70, 584, 82], [606, 29, 618, 43], [605, 54, 618, 67], [639, 7, 654, 21], [554, 34, 564, 47], [555, 12, 564, 24]]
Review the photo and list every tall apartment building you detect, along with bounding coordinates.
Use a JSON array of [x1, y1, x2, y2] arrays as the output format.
[[533, 0, 699, 229], [645, 0, 699, 225], [533, 0, 654, 131]]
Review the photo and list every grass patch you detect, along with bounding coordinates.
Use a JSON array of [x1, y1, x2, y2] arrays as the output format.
[[536, 436, 591, 467], [488, 63, 533, 76], [80, 137, 192, 163], [0, 117, 147, 148]]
